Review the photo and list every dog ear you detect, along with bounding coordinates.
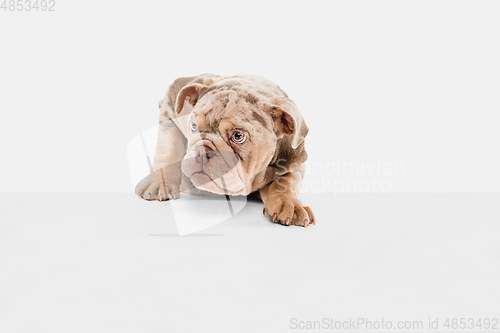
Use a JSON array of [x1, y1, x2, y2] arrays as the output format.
[[175, 77, 215, 114], [267, 98, 309, 149]]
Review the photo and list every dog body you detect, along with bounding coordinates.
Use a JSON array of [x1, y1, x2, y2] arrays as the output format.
[[137, 74, 315, 227]]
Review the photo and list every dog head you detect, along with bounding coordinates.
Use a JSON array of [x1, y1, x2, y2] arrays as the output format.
[[176, 76, 308, 195]]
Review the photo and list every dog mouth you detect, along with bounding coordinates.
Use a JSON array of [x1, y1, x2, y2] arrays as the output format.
[[181, 141, 246, 195], [190, 171, 214, 185], [190, 170, 237, 194]]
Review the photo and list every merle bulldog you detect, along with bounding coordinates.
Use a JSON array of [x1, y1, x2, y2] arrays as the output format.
[[136, 74, 315, 227]]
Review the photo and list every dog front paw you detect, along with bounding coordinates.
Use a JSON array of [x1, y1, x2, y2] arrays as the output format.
[[136, 165, 181, 201], [263, 194, 316, 227]]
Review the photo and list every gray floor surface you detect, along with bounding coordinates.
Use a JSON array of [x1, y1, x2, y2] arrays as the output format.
[[1, 193, 499, 332]]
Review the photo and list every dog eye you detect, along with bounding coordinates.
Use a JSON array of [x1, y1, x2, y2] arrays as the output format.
[[190, 122, 197, 132], [231, 132, 246, 144]]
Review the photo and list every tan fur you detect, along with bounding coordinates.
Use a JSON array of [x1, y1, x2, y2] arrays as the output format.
[[136, 74, 315, 227]]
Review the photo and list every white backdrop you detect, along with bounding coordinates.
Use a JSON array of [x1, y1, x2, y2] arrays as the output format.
[[0, 0, 499, 193]]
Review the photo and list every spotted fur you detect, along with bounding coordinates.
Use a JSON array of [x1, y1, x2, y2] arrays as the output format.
[[139, 74, 314, 227]]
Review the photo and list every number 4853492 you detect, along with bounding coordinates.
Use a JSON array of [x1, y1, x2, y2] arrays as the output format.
[[1, 0, 56, 11]]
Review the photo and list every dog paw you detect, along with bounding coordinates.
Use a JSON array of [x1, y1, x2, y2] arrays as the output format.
[[136, 166, 181, 201], [263, 194, 316, 227]]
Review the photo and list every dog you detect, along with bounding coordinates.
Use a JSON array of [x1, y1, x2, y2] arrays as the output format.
[[136, 74, 315, 227]]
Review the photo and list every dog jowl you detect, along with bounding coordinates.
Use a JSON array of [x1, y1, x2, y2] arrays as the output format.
[[136, 74, 315, 227]]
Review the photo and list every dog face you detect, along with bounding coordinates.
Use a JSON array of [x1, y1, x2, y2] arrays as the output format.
[[176, 78, 308, 195]]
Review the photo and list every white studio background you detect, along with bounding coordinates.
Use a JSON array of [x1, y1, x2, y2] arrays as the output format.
[[0, 0, 499, 193]]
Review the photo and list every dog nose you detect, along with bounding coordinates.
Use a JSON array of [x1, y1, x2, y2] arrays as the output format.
[[195, 145, 215, 164]]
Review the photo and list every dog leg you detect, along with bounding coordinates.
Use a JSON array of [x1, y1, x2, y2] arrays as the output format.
[[260, 170, 315, 227], [136, 120, 185, 201]]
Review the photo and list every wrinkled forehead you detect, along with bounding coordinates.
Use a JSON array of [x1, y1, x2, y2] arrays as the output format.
[[192, 86, 272, 133]]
